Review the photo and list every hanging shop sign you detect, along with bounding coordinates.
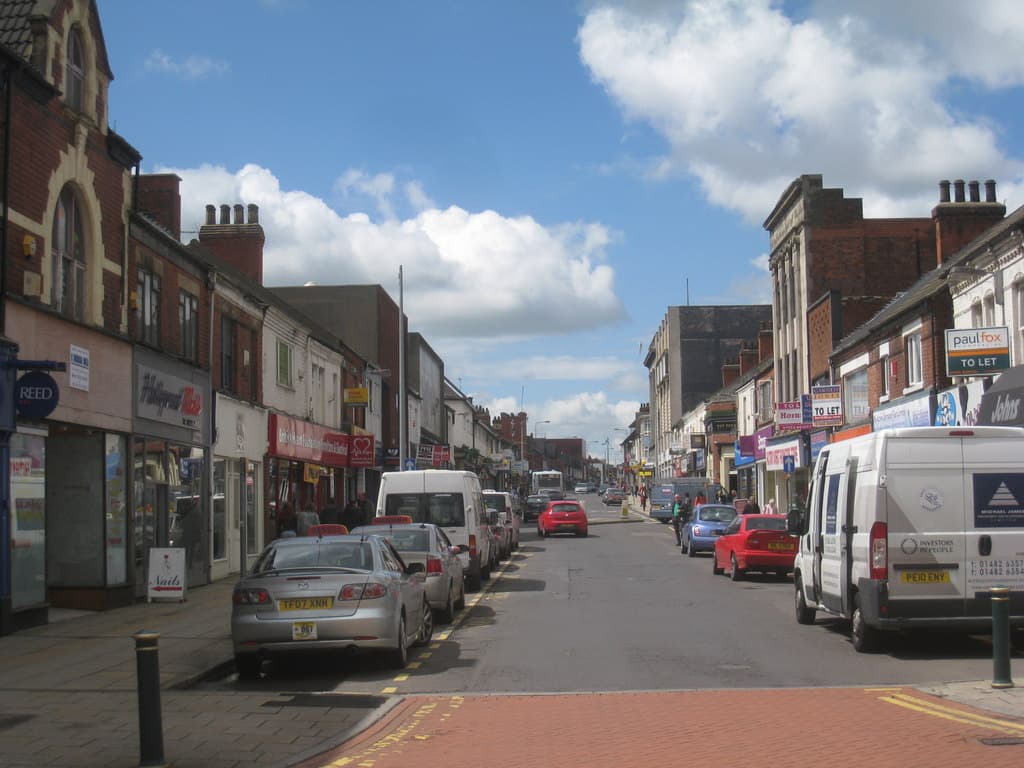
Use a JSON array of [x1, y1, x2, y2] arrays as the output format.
[[343, 387, 369, 407], [16, 370, 60, 420], [349, 434, 376, 467]]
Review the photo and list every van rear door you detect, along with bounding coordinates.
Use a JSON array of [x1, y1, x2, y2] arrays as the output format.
[[883, 435, 967, 612], [963, 434, 1024, 617], [816, 444, 852, 615]]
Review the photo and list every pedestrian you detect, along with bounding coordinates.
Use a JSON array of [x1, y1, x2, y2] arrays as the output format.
[[639, 485, 647, 512], [356, 492, 372, 526], [672, 494, 684, 545], [297, 498, 320, 535], [277, 502, 298, 538], [745, 495, 761, 515], [694, 492, 706, 508], [763, 498, 776, 515], [341, 498, 360, 530]]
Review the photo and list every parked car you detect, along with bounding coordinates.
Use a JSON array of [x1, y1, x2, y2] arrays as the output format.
[[486, 502, 512, 560], [681, 503, 737, 556], [538, 499, 588, 537], [525, 493, 550, 522], [603, 488, 625, 506], [483, 490, 520, 555], [712, 514, 797, 580], [574, 483, 590, 494], [231, 534, 433, 678], [350, 522, 465, 622]]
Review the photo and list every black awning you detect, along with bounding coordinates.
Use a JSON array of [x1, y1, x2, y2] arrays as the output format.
[[977, 365, 1024, 427]]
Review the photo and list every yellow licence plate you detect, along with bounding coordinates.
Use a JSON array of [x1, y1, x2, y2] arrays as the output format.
[[279, 597, 334, 611], [900, 571, 951, 584], [767, 543, 794, 551], [292, 621, 317, 640]]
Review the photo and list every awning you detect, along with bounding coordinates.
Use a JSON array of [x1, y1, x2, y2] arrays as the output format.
[[977, 365, 1024, 427]]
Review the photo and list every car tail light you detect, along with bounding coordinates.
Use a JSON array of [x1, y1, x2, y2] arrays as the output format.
[[468, 534, 477, 559], [339, 582, 387, 601], [869, 521, 887, 580], [233, 588, 271, 605], [426, 556, 443, 575], [692, 525, 704, 536]]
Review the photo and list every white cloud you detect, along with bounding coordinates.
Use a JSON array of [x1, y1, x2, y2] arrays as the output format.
[[162, 162, 627, 340], [144, 49, 229, 79], [578, 1, 1024, 223], [405, 181, 435, 212], [477, 355, 636, 382]]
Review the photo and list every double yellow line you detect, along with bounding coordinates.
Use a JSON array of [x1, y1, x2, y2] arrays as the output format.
[[874, 689, 1024, 735]]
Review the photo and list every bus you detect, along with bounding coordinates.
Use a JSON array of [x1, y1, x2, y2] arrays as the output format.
[[531, 470, 564, 500]]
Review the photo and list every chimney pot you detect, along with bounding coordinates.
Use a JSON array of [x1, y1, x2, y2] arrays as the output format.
[[939, 180, 951, 203], [954, 179, 966, 202], [968, 180, 980, 203], [233, 204, 244, 225], [219, 204, 230, 224], [985, 179, 997, 203], [247, 204, 259, 224], [205, 204, 216, 225]]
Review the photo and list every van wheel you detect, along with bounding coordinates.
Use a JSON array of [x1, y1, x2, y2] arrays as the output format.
[[729, 554, 744, 581], [712, 552, 723, 575], [851, 594, 881, 653], [794, 578, 816, 625]]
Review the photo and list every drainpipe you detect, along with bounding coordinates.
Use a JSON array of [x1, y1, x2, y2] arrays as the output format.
[[0, 63, 13, 335]]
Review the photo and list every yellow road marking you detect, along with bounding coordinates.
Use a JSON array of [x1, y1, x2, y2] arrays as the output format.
[[436, 631, 451, 640], [380, 686, 397, 694], [429, 643, 441, 649], [879, 693, 1024, 735], [393, 674, 409, 681], [406, 661, 422, 669], [417, 652, 432, 659]]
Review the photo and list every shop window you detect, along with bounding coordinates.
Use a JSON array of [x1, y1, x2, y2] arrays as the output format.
[[879, 356, 889, 399], [970, 301, 983, 328], [51, 186, 86, 320], [221, 316, 236, 390], [10, 432, 47, 608], [66, 27, 85, 111], [105, 434, 128, 586], [277, 339, 293, 388], [179, 291, 199, 361], [137, 267, 161, 346]]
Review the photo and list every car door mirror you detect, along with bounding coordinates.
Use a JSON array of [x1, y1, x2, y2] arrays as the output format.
[[449, 545, 462, 557]]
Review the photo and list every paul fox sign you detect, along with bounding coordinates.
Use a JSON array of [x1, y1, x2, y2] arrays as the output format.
[[945, 326, 1010, 375]]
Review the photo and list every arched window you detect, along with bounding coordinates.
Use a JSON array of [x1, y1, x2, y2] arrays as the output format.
[[66, 27, 85, 111], [51, 186, 86, 320]]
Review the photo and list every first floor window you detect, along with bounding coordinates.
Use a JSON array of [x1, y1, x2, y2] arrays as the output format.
[[221, 316, 236, 391], [179, 291, 198, 361], [277, 339, 293, 387], [137, 267, 161, 346], [52, 186, 86, 320], [905, 333, 923, 387]]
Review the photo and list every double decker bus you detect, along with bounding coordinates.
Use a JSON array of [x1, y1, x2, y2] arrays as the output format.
[[531, 470, 564, 500]]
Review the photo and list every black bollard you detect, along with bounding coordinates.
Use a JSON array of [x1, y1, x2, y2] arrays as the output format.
[[133, 630, 168, 767], [990, 587, 1014, 689]]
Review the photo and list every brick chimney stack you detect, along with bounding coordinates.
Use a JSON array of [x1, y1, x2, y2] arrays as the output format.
[[136, 174, 182, 241], [721, 360, 740, 388], [738, 344, 759, 375], [933, 179, 1005, 265], [198, 202, 266, 285], [757, 321, 774, 362]]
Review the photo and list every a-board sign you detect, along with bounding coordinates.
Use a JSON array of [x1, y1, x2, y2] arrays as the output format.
[[147, 547, 186, 602]]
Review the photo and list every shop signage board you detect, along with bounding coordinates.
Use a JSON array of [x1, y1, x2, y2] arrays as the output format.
[[136, 363, 204, 431], [776, 400, 807, 429], [765, 437, 803, 472], [69, 344, 90, 391], [811, 385, 843, 427], [269, 413, 349, 467], [15, 370, 59, 419], [349, 434, 375, 467], [343, 387, 369, 407], [147, 547, 186, 602], [945, 326, 1010, 376], [874, 390, 933, 431]]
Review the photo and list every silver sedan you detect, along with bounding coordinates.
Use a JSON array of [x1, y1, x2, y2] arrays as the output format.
[[231, 534, 433, 678], [350, 523, 466, 622]]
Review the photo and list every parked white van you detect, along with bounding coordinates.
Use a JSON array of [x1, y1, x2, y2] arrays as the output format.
[[789, 425, 1024, 652], [376, 470, 496, 591]]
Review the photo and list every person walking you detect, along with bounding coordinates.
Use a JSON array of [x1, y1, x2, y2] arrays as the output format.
[[672, 494, 684, 545], [763, 498, 776, 515], [639, 484, 647, 512], [745, 495, 761, 515]]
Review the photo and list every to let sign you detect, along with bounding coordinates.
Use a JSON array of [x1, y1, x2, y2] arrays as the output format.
[[811, 385, 843, 427], [16, 370, 60, 420], [945, 326, 1010, 375]]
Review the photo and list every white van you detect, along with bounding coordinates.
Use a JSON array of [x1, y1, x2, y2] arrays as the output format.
[[789, 425, 1024, 652], [376, 470, 495, 591]]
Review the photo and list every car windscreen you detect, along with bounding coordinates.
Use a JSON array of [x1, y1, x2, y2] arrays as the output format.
[[483, 494, 507, 512], [697, 506, 737, 523], [527, 496, 548, 506], [746, 516, 787, 531], [379, 529, 431, 552], [384, 493, 466, 527], [254, 541, 372, 572]]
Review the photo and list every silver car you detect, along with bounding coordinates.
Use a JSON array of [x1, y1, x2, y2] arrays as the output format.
[[350, 523, 466, 622], [231, 534, 433, 678]]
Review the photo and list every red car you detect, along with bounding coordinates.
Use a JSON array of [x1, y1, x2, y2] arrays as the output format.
[[712, 514, 796, 580], [537, 500, 588, 538]]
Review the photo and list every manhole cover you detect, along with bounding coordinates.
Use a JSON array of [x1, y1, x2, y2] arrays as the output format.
[[263, 693, 387, 709]]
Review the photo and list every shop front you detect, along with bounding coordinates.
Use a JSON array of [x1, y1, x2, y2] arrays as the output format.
[[266, 414, 375, 537], [132, 347, 212, 598], [212, 396, 268, 580], [764, 433, 809, 513], [873, 390, 935, 432], [4, 305, 134, 622]]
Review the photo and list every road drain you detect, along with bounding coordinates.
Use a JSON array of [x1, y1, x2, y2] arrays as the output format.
[[262, 693, 387, 709], [981, 737, 1024, 746]]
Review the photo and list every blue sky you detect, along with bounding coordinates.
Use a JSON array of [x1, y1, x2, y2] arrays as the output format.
[[98, 0, 1024, 461]]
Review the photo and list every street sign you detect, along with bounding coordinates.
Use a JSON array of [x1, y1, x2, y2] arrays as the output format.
[[783, 455, 795, 474], [403, 457, 416, 471], [16, 370, 60, 420]]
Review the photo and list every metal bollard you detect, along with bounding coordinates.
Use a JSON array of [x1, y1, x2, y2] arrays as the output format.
[[990, 587, 1014, 689], [133, 630, 168, 767]]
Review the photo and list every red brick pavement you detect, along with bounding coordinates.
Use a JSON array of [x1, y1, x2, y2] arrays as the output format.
[[299, 687, 1024, 768]]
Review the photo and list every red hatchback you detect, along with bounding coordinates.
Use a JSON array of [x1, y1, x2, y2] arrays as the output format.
[[712, 514, 796, 580], [538, 500, 588, 538]]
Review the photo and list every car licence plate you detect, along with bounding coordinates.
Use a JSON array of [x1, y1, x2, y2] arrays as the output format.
[[279, 597, 334, 611], [767, 542, 794, 551], [901, 571, 950, 584], [292, 621, 317, 640], [559, 523, 576, 530]]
